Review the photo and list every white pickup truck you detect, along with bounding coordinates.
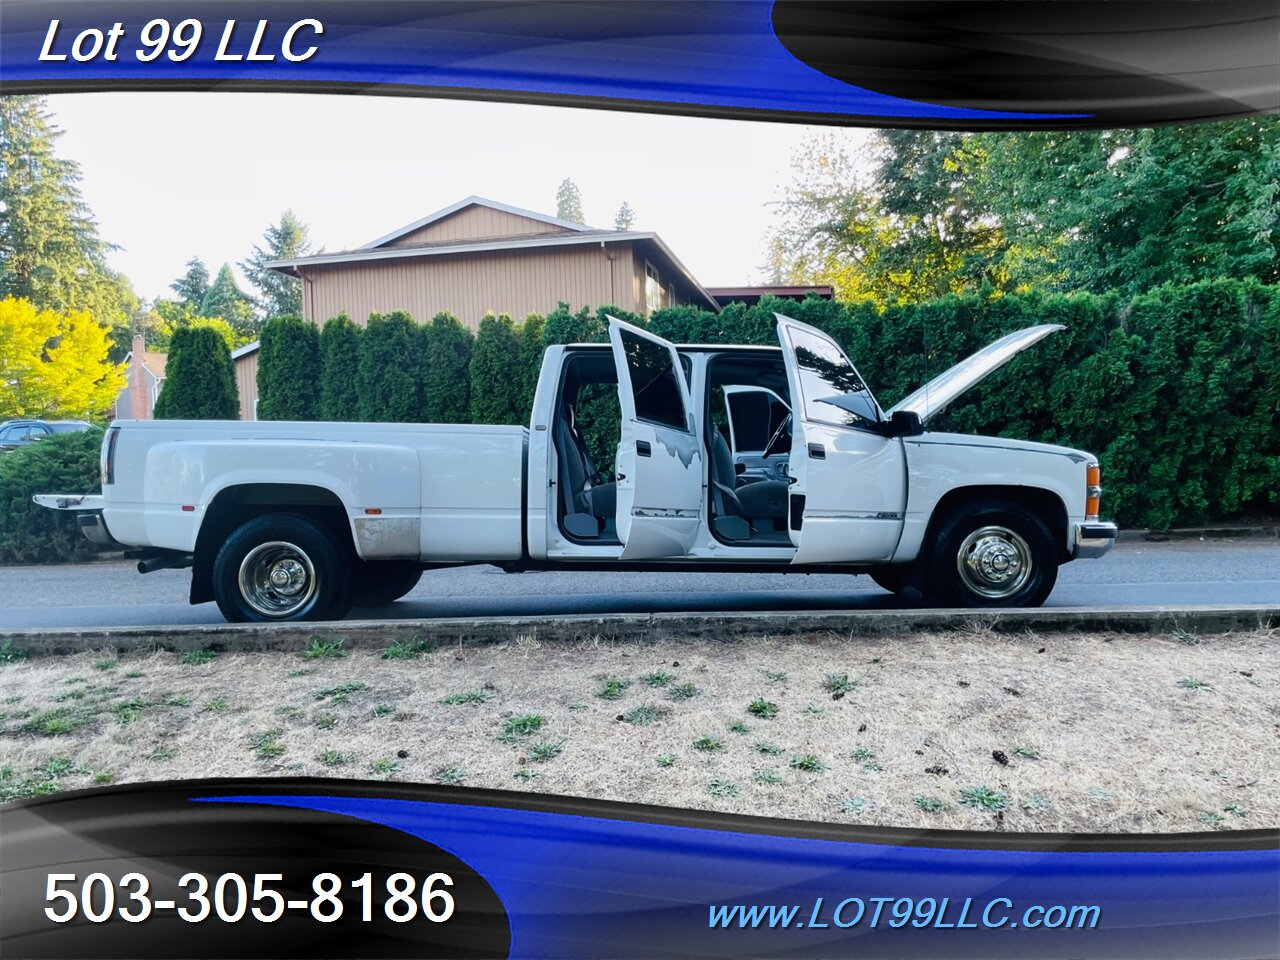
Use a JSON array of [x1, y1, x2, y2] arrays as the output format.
[[37, 315, 1115, 622]]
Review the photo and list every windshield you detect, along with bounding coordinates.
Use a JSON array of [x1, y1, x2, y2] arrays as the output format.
[[783, 325, 881, 428]]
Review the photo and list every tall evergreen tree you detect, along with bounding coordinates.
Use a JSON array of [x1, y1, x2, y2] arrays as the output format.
[[613, 202, 636, 231], [256, 315, 320, 420], [240, 210, 311, 319], [201, 263, 257, 337], [318, 314, 362, 421], [555, 178, 585, 224], [153, 326, 239, 420], [171, 256, 210, 306], [357, 311, 420, 422], [515, 313, 545, 420], [422, 312, 473, 423], [0, 96, 136, 331], [468, 313, 522, 424]]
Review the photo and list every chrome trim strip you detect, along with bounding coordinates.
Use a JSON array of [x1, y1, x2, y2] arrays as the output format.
[[1074, 521, 1118, 559]]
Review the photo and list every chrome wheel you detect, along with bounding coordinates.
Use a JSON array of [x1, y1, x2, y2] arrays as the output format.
[[237, 541, 318, 618], [956, 525, 1032, 599]]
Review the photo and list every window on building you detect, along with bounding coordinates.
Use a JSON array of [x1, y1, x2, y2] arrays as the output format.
[[644, 261, 664, 316]]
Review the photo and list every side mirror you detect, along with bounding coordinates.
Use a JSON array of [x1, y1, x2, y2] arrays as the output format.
[[882, 410, 923, 438]]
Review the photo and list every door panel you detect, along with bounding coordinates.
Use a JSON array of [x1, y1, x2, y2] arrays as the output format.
[[607, 317, 704, 560], [776, 314, 907, 564]]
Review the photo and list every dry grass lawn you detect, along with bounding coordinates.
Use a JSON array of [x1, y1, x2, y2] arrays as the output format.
[[2, 627, 1276, 833]]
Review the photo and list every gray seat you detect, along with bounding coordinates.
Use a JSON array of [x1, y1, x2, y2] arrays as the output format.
[[709, 430, 787, 529], [553, 402, 616, 534]]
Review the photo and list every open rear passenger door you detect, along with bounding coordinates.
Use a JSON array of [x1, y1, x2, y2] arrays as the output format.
[[775, 314, 908, 564], [607, 317, 704, 559]]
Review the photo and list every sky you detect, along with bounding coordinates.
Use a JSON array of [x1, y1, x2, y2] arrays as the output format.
[[44, 92, 869, 304]]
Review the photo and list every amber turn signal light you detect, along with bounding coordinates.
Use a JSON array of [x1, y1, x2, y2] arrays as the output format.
[[1085, 464, 1101, 519]]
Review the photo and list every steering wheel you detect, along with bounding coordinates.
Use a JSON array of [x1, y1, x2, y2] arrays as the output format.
[[762, 413, 792, 458]]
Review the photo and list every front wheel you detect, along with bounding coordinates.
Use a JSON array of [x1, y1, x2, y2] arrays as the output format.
[[213, 513, 352, 623], [928, 499, 1058, 608]]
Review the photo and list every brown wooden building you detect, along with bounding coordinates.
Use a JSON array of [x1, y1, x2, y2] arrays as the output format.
[[267, 196, 719, 330]]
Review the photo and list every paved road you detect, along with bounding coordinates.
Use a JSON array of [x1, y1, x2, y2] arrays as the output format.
[[1, 540, 1276, 630]]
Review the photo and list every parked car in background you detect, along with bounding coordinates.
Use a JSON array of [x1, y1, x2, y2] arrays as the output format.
[[0, 419, 92, 452]]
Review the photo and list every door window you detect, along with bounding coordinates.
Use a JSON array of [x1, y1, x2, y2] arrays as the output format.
[[618, 328, 688, 432], [782, 325, 881, 428]]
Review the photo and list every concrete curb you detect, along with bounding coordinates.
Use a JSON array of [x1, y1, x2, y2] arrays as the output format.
[[2, 606, 1275, 658], [1117, 525, 1278, 542]]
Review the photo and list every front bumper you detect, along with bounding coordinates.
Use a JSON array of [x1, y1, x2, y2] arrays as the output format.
[[1074, 521, 1118, 559]]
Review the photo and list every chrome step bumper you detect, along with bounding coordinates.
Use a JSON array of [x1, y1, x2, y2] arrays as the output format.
[[1074, 521, 1118, 559]]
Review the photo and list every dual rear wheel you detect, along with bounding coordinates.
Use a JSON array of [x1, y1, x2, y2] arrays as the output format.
[[212, 513, 422, 623]]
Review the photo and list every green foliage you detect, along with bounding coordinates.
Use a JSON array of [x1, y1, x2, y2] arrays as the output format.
[[422, 312, 473, 423], [318, 314, 362, 421], [153, 326, 239, 420], [357, 312, 421, 422], [644, 282, 1278, 528], [170, 257, 210, 306], [0, 96, 138, 334], [515, 313, 545, 417], [0, 427, 104, 563], [240, 210, 310, 320], [614, 202, 636, 231], [257, 316, 320, 420], [555, 177, 585, 224], [771, 119, 1280, 302], [200, 264, 257, 338], [469, 313, 523, 424]]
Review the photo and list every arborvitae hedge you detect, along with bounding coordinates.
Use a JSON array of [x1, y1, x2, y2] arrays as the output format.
[[318, 314, 362, 421], [153, 325, 239, 420], [279, 279, 1275, 529], [422, 312, 473, 423], [469, 313, 523, 424], [256, 315, 319, 421], [357, 311, 421, 422], [0, 427, 105, 563]]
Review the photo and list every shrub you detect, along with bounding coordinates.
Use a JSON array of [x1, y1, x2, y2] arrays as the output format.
[[318, 314, 362, 421], [515, 313, 546, 421], [0, 427, 105, 563], [257, 316, 320, 420], [469, 313, 523, 424], [422, 312, 473, 424], [356, 312, 421, 422], [153, 326, 239, 420]]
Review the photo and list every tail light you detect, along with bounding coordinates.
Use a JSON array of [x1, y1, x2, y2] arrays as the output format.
[[1085, 463, 1101, 520], [102, 426, 120, 485]]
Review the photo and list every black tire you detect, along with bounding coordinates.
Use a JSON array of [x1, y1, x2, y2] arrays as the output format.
[[868, 565, 919, 596], [212, 513, 352, 623], [351, 560, 423, 608], [928, 499, 1058, 608]]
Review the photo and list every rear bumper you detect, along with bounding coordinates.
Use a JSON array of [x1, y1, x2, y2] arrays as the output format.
[[32, 493, 119, 547], [1074, 521, 1118, 559]]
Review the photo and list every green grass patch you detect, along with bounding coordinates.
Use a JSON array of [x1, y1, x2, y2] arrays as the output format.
[[529, 741, 563, 763], [441, 689, 491, 706], [959, 785, 1008, 813], [596, 677, 630, 700], [656, 753, 677, 768], [434, 765, 465, 785], [373, 703, 395, 717], [707, 776, 739, 798], [383, 637, 433, 660], [500, 714, 546, 741], [693, 736, 724, 752], [914, 796, 944, 813], [314, 682, 365, 703], [0, 639, 29, 665], [250, 729, 286, 761], [94, 659, 119, 672], [823, 673, 857, 694], [668, 682, 700, 700], [747, 698, 779, 719], [622, 704, 667, 726], [180, 649, 218, 665], [789, 754, 826, 773], [755, 742, 784, 756], [300, 636, 347, 660], [23, 707, 95, 736], [753, 769, 783, 786], [317, 749, 353, 767], [643, 670, 675, 688]]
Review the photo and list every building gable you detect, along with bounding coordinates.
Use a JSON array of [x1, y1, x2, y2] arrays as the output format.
[[364, 196, 592, 250]]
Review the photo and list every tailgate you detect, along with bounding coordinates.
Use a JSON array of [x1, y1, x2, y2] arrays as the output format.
[[33, 493, 105, 511]]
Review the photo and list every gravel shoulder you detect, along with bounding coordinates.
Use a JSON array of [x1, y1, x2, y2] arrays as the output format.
[[2, 627, 1276, 834]]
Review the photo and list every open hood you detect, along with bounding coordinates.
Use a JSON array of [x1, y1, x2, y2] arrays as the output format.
[[889, 324, 1065, 424]]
